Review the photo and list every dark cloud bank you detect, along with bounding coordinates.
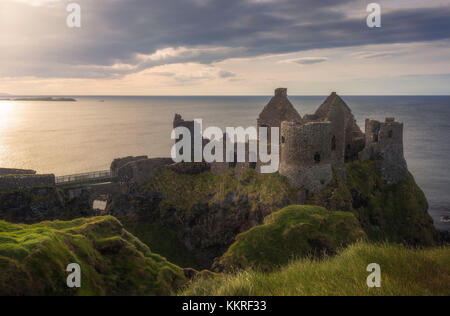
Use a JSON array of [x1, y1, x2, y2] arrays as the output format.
[[3, 0, 450, 78]]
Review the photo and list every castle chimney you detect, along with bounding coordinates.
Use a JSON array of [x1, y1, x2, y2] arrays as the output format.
[[385, 117, 395, 123], [275, 88, 288, 97]]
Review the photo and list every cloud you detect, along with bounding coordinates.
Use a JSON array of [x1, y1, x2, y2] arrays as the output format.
[[351, 52, 397, 59], [282, 57, 329, 65], [0, 0, 449, 79], [218, 70, 236, 78]]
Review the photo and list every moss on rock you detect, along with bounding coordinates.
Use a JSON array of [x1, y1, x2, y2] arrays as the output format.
[[215, 205, 366, 271], [308, 161, 436, 246], [0, 216, 187, 296]]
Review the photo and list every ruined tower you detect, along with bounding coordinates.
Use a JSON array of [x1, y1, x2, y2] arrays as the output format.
[[173, 114, 196, 162], [359, 118, 408, 184], [304, 93, 365, 176], [279, 121, 333, 193], [257, 88, 302, 171]]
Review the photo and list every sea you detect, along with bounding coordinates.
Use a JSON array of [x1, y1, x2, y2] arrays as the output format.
[[0, 95, 449, 231]]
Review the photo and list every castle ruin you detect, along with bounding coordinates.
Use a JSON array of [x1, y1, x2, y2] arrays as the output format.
[[359, 118, 408, 185], [173, 88, 408, 194]]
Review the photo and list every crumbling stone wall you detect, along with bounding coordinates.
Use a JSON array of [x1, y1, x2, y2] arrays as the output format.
[[279, 121, 332, 193], [209, 133, 257, 176], [359, 118, 408, 184], [173, 114, 196, 161], [0, 174, 55, 191], [0, 168, 36, 176], [257, 88, 302, 172], [117, 157, 174, 189], [304, 92, 365, 175], [111, 156, 148, 176]]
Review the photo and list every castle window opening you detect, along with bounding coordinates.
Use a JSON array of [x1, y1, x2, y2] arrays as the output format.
[[281, 136, 285, 144], [388, 130, 393, 138], [314, 152, 321, 163], [331, 136, 336, 151]]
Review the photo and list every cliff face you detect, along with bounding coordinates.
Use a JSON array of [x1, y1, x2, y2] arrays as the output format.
[[0, 186, 94, 224], [116, 161, 436, 269], [110, 169, 298, 269], [308, 161, 436, 246]]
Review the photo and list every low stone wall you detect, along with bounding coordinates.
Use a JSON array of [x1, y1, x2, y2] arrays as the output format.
[[0, 168, 36, 176], [0, 174, 56, 191], [118, 158, 174, 186], [111, 156, 148, 176]]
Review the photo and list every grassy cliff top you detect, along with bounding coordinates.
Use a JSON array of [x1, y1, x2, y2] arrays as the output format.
[[183, 243, 450, 296], [216, 205, 366, 271], [0, 216, 187, 296], [142, 168, 298, 216]]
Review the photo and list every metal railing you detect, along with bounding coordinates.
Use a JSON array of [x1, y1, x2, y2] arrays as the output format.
[[55, 170, 113, 185]]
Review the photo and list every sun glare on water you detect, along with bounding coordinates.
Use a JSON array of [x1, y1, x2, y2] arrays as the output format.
[[0, 101, 17, 165], [0, 101, 15, 133]]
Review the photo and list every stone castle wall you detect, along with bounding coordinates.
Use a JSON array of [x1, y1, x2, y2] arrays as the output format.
[[111, 156, 148, 176], [0, 174, 55, 191], [279, 121, 333, 193], [117, 157, 174, 187], [360, 118, 408, 184], [0, 168, 36, 176]]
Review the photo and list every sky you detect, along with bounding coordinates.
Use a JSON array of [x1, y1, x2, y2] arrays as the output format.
[[0, 0, 449, 95]]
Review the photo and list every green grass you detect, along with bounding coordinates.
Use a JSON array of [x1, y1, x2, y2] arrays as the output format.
[[142, 168, 298, 218], [182, 243, 450, 296], [216, 205, 366, 271], [0, 217, 187, 296]]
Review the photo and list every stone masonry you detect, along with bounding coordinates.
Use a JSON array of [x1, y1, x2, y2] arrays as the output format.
[[279, 121, 333, 193], [359, 118, 408, 184]]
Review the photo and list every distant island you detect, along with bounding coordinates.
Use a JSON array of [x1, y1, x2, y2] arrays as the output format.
[[0, 97, 76, 102]]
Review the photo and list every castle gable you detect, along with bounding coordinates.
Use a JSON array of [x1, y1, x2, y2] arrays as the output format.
[[314, 92, 353, 122], [258, 88, 302, 126]]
